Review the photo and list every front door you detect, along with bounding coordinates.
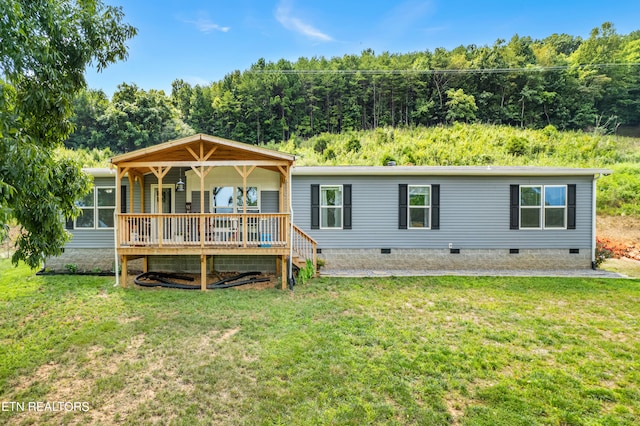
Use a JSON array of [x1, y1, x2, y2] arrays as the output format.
[[151, 185, 175, 242], [151, 186, 175, 214]]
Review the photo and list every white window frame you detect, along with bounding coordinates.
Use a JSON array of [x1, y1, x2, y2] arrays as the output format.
[[543, 185, 568, 230], [212, 186, 260, 213], [75, 186, 116, 230], [519, 185, 543, 230], [236, 186, 260, 213], [408, 185, 431, 230], [320, 185, 343, 230], [519, 185, 567, 230]]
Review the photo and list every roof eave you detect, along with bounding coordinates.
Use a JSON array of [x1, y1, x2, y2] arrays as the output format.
[[291, 166, 613, 177]]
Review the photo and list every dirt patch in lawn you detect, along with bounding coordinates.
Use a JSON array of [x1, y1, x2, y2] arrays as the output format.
[[597, 215, 640, 261]]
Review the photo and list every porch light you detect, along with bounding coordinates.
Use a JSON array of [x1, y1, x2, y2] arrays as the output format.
[[176, 168, 185, 192]]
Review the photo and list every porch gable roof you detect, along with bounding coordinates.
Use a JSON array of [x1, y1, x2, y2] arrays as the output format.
[[110, 134, 296, 166]]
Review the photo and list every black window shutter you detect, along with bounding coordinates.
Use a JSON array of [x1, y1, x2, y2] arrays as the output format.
[[399, 184, 408, 229], [510, 185, 520, 230], [311, 184, 320, 229], [567, 184, 576, 230], [431, 184, 440, 229], [121, 185, 127, 213], [343, 184, 352, 229]]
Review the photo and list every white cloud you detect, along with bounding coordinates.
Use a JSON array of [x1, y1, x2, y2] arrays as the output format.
[[275, 0, 333, 42], [182, 14, 230, 34]]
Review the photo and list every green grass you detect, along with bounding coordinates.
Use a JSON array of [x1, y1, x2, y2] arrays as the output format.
[[1, 259, 639, 425]]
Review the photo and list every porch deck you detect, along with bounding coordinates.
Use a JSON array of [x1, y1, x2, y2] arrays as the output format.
[[117, 212, 316, 268]]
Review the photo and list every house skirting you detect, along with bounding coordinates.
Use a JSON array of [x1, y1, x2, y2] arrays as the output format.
[[147, 255, 277, 274], [318, 248, 592, 270], [45, 250, 280, 275], [44, 248, 134, 273], [46, 248, 592, 275]]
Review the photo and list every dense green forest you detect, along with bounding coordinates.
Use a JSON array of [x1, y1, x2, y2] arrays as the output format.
[[66, 22, 640, 151], [67, 122, 640, 216], [63, 22, 639, 216]]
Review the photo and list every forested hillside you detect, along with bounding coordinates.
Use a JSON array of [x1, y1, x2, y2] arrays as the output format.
[[66, 22, 640, 151], [274, 123, 639, 216]]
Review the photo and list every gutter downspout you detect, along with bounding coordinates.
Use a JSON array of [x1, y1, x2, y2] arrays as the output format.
[[114, 207, 120, 287], [592, 173, 601, 270], [289, 165, 294, 289]]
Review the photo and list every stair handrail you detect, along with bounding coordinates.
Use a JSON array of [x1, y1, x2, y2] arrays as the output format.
[[292, 224, 317, 271]]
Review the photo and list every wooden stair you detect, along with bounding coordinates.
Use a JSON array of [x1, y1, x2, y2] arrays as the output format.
[[292, 256, 306, 269], [291, 224, 317, 271]]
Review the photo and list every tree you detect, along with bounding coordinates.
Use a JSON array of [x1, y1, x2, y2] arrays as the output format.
[[445, 88, 478, 123], [0, 0, 137, 268]]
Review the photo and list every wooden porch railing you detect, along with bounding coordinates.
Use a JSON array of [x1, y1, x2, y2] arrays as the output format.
[[118, 213, 289, 248], [292, 224, 317, 270]]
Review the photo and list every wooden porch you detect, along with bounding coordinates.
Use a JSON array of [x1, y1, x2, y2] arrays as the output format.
[[110, 134, 315, 290]]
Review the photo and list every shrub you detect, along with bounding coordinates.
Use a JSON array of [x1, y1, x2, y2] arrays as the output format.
[[296, 260, 316, 285], [346, 138, 361, 153], [507, 136, 528, 156]]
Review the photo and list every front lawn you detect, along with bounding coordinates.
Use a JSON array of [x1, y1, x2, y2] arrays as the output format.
[[1, 259, 638, 425]]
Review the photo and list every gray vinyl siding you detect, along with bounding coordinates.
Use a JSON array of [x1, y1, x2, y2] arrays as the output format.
[[261, 191, 280, 213], [190, 191, 210, 213], [292, 175, 594, 250], [66, 176, 119, 249], [144, 169, 188, 213]]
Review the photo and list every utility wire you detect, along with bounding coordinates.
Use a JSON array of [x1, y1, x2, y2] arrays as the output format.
[[249, 63, 640, 75]]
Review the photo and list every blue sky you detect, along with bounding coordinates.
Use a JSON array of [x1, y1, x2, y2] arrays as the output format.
[[85, 0, 640, 97]]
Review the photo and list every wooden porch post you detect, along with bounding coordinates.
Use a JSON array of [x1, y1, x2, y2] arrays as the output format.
[[157, 169, 163, 247], [127, 174, 135, 213], [201, 254, 207, 291], [150, 166, 170, 247], [281, 255, 287, 290], [139, 175, 145, 213], [200, 165, 205, 248]]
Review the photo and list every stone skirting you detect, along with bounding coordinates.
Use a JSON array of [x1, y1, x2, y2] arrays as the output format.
[[47, 248, 592, 275], [147, 255, 277, 273], [211, 255, 278, 273], [317, 248, 592, 270], [45, 250, 278, 274], [44, 248, 120, 272]]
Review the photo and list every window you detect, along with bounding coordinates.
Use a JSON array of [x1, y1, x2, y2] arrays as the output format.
[[75, 187, 115, 229], [408, 185, 431, 229], [544, 186, 567, 228], [320, 185, 342, 229], [520, 185, 542, 228], [519, 185, 567, 229], [75, 191, 95, 228], [213, 186, 259, 213], [311, 184, 351, 230], [237, 186, 259, 213], [213, 186, 234, 213]]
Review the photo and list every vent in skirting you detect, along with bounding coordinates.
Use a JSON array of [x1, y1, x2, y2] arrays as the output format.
[[381, 248, 391, 254], [316, 248, 322, 254], [569, 248, 580, 254], [510, 249, 519, 254], [450, 248, 460, 254]]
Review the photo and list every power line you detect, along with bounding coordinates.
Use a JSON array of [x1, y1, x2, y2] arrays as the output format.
[[249, 63, 640, 75]]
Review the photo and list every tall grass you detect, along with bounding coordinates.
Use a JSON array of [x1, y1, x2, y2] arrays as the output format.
[[273, 123, 640, 215]]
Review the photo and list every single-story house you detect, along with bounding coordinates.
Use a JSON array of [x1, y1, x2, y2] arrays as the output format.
[[45, 134, 612, 289]]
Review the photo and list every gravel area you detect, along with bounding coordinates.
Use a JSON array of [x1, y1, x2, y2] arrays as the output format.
[[320, 269, 628, 278]]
